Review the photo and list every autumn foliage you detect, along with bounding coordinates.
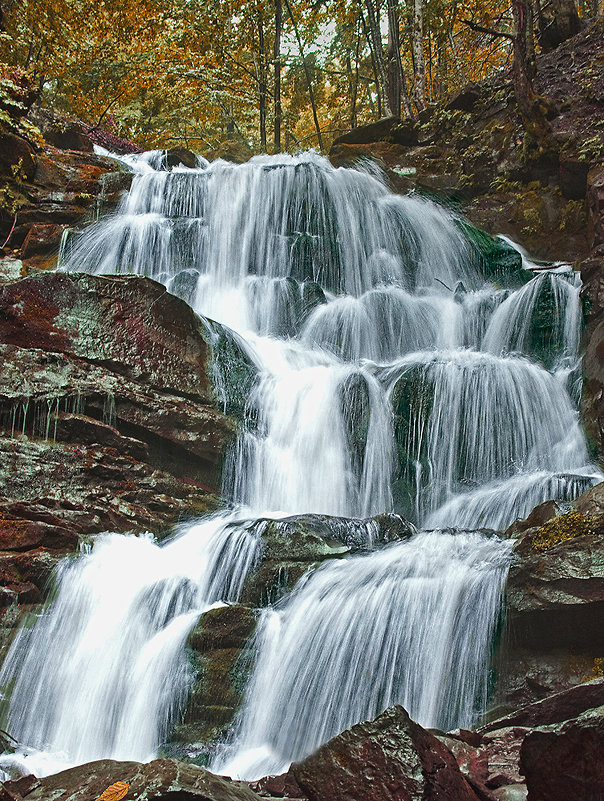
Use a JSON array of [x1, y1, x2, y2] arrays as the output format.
[[0, 0, 597, 153]]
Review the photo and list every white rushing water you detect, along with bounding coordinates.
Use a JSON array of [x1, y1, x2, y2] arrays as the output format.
[[1, 151, 600, 779], [213, 530, 513, 780], [0, 514, 261, 777]]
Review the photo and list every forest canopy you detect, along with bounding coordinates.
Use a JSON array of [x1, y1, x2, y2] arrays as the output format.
[[0, 0, 599, 154]]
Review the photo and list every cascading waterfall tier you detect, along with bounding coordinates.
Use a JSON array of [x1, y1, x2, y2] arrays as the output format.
[[213, 530, 513, 781], [0, 151, 600, 779], [0, 514, 262, 778]]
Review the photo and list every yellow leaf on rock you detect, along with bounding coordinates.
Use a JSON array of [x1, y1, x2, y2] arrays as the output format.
[[95, 781, 129, 801]]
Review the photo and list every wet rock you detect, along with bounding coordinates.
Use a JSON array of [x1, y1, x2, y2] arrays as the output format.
[[166, 147, 198, 169], [491, 491, 604, 712], [489, 647, 604, 713], [559, 159, 589, 200], [0, 273, 249, 571], [6, 757, 261, 801], [209, 140, 253, 164], [0, 131, 37, 181], [504, 501, 559, 538], [250, 770, 308, 799], [0, 547, 62, 605], [0, 437, 219, 540], [0, 343, 234, 483], [0, 273, 214, 399], [476, 727, 531, 790], [334, 116, 402, 146], [171, 606, 257, 746], [520, 706, 604, 801], [574, 480, 604, 517], [329, 21, 603, 263], [240, 513, 415, 606], [20, 223, 67, 261], [292, 705, 481, 801], [28, 107, 93, 153], [432, 733, 493, 800], [582, 315, 604, 459], [491, 786, 527, 801], [0, 258, 24, 282], [188, 605, 257, 653], [504, 522, 604, 651], [482, 677, 604, 733], [588, 166, 604, 249]]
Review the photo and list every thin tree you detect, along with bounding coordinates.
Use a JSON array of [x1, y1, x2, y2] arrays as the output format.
[[411, 0, 426, 110], [387, 0, 412, 116], [274, 0, 282, 152], [283, 0, 324, 151]]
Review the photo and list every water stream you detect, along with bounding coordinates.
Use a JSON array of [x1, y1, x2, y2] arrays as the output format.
[[0, 151, 599, 779]]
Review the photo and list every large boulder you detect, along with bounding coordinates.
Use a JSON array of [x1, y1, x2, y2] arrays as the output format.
[[0, 273, 216, 399], [520, 706, 604, 801], [491, 494, 604, 711], [0, 273, 251, 648], [292, 705, 481, 801], [0, 758, 261, 801], [504, 513, 604, 652]]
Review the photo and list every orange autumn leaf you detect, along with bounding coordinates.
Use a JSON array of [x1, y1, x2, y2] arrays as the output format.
[[95, 781, 129, 801]]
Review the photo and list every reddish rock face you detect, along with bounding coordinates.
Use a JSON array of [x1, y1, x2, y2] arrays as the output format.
[[1, 758, 262, 801], [482, 678, 604, 734], [0, 273, 213, 399], [0, 273, 243, 614], [520, 706, 604, 801], [292, 706, 481, 801]]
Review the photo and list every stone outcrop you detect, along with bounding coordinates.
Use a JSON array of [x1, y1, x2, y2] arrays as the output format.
[[239, 512, 414, 606], [292, 705, 481, 801], [329, 19, 603, 265], [492, 492, 604, 712], [0, 758, 261, 801], [170, 605, 257, 749], [0, 72, 133, 273], [520, 706, 604, 801], [0, 272, 248, 641]]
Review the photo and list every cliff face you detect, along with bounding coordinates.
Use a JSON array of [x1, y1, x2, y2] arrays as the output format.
[[0, 271, 248, 652]]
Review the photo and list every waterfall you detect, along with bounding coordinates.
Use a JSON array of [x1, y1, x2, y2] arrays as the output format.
[[1, 151, 600, 779], [0, 515, 261, 778], [213, 531, 513, 781]]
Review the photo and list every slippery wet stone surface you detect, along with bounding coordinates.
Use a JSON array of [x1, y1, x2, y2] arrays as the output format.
[[0, 273, 246, 639], [1, 758, 262, 801], [292, 705, 481, 801]]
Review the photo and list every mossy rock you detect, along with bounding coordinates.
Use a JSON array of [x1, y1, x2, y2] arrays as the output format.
[[202, 319, 257, 419], [530, 511, 594, 552], [390, 364, 435, 522], [240, 560, 312, 608], [187, 604, 256, 654], [456, 219, 532, 287]]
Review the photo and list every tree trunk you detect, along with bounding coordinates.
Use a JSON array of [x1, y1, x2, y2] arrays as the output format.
[[283, 0, 324, 151], [273, 0, 282, 153], [537, 0, 581, 50], [361, 12, 383, 118], [511, 0, 551, 144], [412, 0, 426, 110], [257, 11, 267, 152], [364, 0, 392, 115], [386, 0, 412, 116]]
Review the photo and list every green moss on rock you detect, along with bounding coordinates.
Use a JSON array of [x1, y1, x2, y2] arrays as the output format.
[[531, 511, 593, 552]]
